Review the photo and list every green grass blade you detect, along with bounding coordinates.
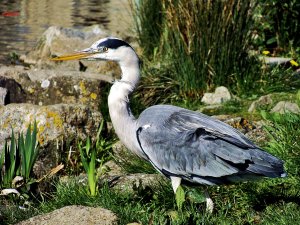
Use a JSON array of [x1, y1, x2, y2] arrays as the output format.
[[19, 134, 26, 179], [78, 142, 89, 173], [28, 121, 39, 177], [24, 123, 33, 178]]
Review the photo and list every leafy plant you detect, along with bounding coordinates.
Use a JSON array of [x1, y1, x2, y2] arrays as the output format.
[[0, 130, 20, 188], [0, 122, 39, 188], [19, 121, 39, 182], [78, 120, 114, 196], [254, 0, 300, 55], [79, 137, 97, 196], [175, 185, 185, 211]]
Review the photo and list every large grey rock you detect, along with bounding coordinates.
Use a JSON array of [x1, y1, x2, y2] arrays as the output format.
[[201, 86, 231, 105], [271, 101, 300, 114], [20, 25, 123, 77], [15, 205, 118, 225], [248, 94, 273, 113], [0, 103, 102, 176], [0, 66, 112, 109], [21, 26, 107, 70]]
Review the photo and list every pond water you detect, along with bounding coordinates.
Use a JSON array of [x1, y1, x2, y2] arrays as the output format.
[[0, 0, 131, 64]]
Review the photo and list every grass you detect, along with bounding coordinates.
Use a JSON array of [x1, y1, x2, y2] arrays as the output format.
[[133, 0, 262, 98], [1, 112, 300, 224], [132, 0, 300, 108], [0, 122, 39, 188]]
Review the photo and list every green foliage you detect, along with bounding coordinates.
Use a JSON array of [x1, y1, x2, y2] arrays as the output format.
[[260, 66, 300, 94], [262, 112, 300, 176], [78, 120, 114, 196], [132, 0, 163, 59], [186, 189, 206, 204], [113, 148, 156, 174], [0, 122, 39, 188], [79, 137, 97, 196], [19, 121, 39, 182], [133, 0, 261, 98], [175, 185, 185, 211], [254, 0, 300, 54], [0, 130, 20, 188]]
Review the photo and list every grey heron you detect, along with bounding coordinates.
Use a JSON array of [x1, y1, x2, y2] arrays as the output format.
[[52, 37, 287, 211]]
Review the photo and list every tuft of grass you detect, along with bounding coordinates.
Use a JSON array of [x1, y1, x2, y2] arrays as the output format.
[[0, 122, 39, 188], [262, 112, 300, 176], [133, 0, 261, 98], [19, 121, 39, 182], [78, 120, 114, 196], [113, 148, 156, 174], [0, 130, 20, 188]]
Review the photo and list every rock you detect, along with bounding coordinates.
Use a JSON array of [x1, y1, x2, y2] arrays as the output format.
[[248, 94, 273, 113], [0, 66, 112, 109], [112, 141, 128, 158], [102, 160, 124, 177], [270, 101, 300, 114], [107, 173, 165, 194], [213, 115, 268, 145], [16, 205, 118, 225], [201, 86, 231, 105], [0, 75, 26, 104], [20, 25, 122, 77], [244, 120, 268, 145], [21, 26, 106, 69], [0, 87, 7, 105], [0, 103, 102, 176], [212, 115, 257, 134], [260, 56, 293, 65]]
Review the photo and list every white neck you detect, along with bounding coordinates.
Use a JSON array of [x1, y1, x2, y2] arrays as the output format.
[[108, 54, 145, 158]]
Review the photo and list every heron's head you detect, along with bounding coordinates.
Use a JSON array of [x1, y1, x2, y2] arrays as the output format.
[[51, 37, 138, 64]]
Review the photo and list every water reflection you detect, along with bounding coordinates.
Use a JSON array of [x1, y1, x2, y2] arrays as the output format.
[[0, 0, 112, 64]]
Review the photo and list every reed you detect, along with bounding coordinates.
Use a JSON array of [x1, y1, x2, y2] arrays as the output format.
[[134, 0, 260, 97]]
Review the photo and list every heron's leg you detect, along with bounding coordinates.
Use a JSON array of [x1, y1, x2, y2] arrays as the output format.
[[204, 189, 214, 213], [170, 176, 182, 193]]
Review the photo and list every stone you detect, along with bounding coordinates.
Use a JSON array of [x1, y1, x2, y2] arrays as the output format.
[[102, 160, 124, 177], [0, 66, 112, 110], [19, 26, 123, 77], [270, 101, 300, 114], [107, 173, 165, 194], [0, 103, 102, 176], [0, 87, 7, 105], [21, 26, 106, 69], [248, 94, 273, 113], [15, 205, 118, 225], [0, 75, 26, 104], [201, 86, 231, 105], [260, 56, 293, 65]]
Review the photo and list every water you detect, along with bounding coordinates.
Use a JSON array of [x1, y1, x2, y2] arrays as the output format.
[[0, 0, 131, 64]]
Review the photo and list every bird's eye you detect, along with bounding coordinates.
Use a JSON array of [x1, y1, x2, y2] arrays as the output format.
[[98, 46, 108, 53]]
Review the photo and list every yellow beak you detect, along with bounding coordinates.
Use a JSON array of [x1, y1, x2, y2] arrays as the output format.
[[50, 52, 96, 61]]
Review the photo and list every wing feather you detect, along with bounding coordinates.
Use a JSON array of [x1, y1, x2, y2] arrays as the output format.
[[136, 105, 284, 185]]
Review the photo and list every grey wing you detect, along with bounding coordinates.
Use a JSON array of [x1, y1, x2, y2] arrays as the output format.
[[136, 106, 285, 185]]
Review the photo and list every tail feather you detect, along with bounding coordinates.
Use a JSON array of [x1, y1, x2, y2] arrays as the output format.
[[248, 148, 286, 178]]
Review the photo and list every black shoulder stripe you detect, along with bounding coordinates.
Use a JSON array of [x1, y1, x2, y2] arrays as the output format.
[[98, 38, 132, 49]]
